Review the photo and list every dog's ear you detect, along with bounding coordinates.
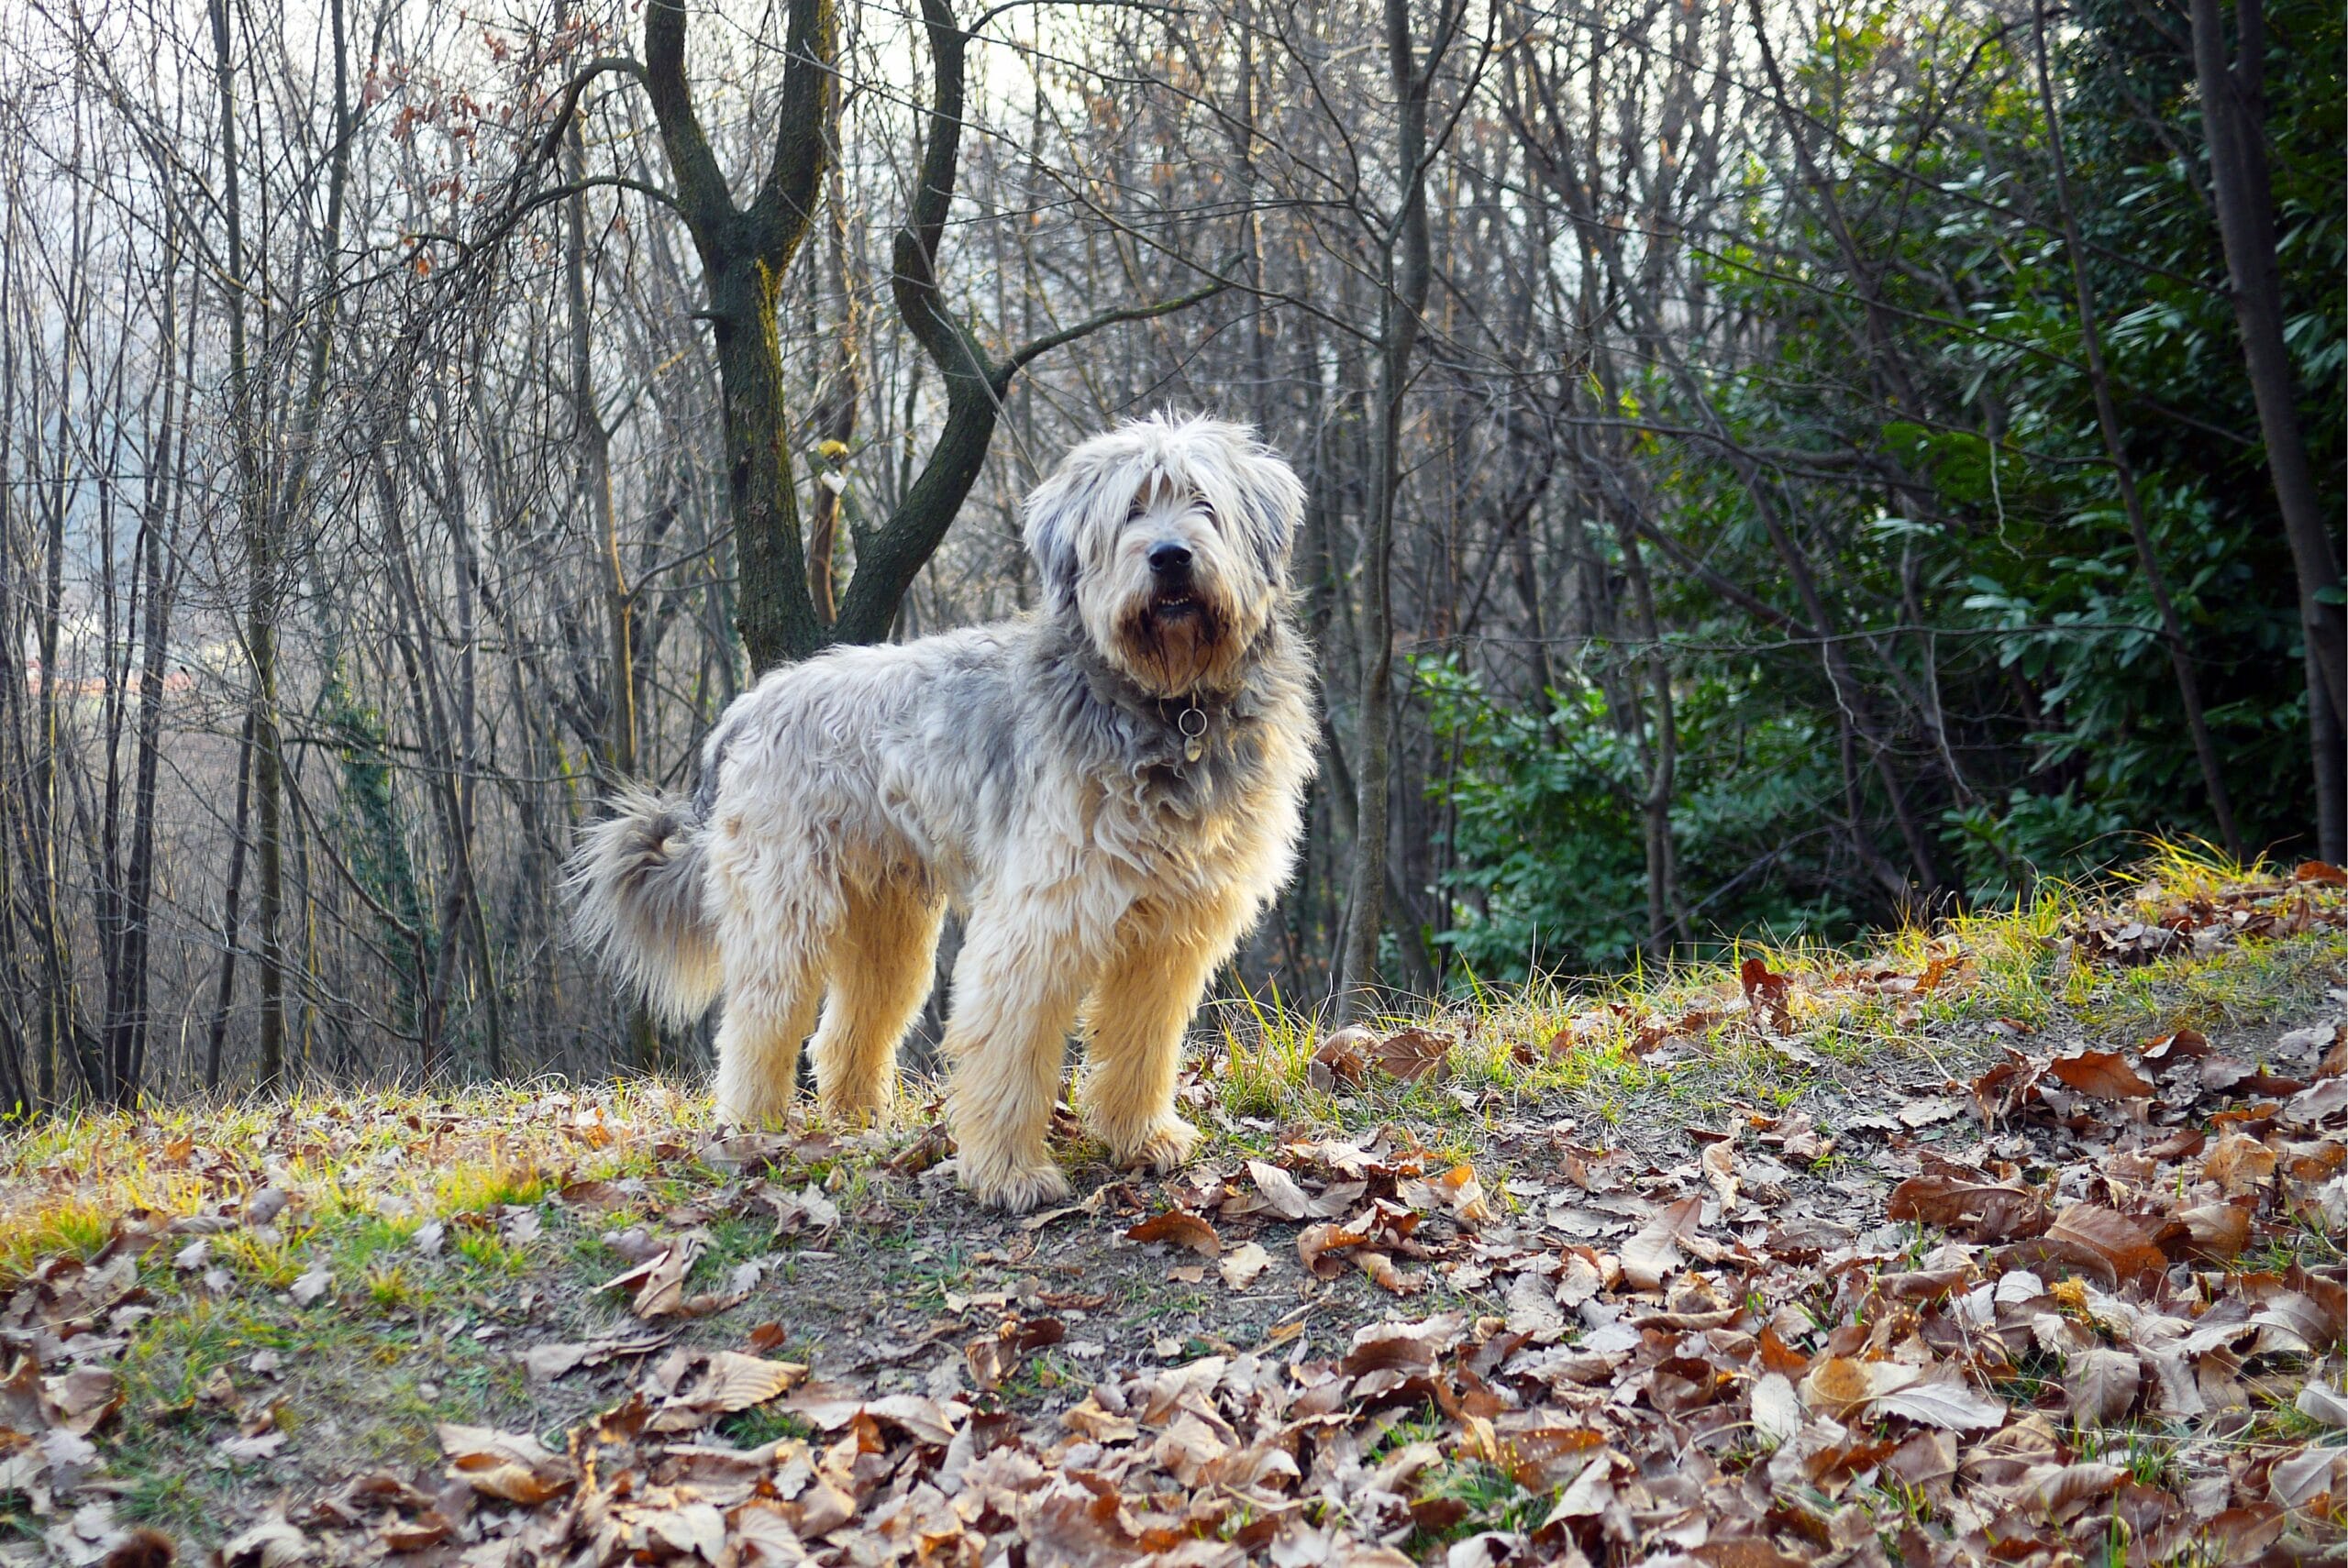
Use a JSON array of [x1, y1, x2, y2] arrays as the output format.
[[1022, 456, 1091, 606], [1222, 434, 1307, 587]]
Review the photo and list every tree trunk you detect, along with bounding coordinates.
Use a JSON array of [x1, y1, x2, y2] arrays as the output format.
[[211, 0, 285, 1088], [565, 97, 657, 1072], [2032, 3, 2242, 859], [2188, 0, 2346, 858], [1338, 0, 1448, 1019]]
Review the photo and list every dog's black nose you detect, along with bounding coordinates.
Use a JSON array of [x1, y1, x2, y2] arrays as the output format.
[[1148, 542, 1193, 578]]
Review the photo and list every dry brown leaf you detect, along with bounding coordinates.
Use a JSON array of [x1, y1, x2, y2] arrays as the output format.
[[2039, 1204, 2169, 1286], [1619, 1195, 1703, 1292], [1700, 1140, 1740, 1215], [1125, 1209, 1222, 1256], [2176, 1201, 2253, 1263], [2142, 1028, 2211, 1065], [2066, 1346, 2141, 1426], [596, 1230, 708, 1319], [2201, 1132, 2279, 1197], [2046, 1050, 2154, 1099], [1310, 1026, 1373, 1088], [1750, 1372, 1802, 1450], [42, 1366, 122, 1436], [437, 1422, 577, 1504], [1394, 1163, 1490, 1223], [1740, 955, 1792, 1032], [217, 1517, 310, 1568], [1296, 1218, 1374, 1278], [1971, 1050, 2044, 1126], [1797, 1358, 2003, 1430], [1369, 1027, 1454, 1081], [1245, 1159, 1320, 1220], [1886, 1166, 2049, 1242], [1218, 1242, 1272, 1289], [690, 1352, 807, 1414], [1355, 1249, 1424, 1296], [379, 1511, 456, 1552]]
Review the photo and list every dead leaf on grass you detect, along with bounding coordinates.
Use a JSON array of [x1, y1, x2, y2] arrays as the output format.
[[1369, 1027, 1454, 1081], [1739, 955, 1793, 1032]]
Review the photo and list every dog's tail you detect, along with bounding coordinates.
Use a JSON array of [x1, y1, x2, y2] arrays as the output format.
[[567, 785, 723, 1025]]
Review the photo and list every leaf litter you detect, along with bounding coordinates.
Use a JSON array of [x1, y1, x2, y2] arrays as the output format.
[[2, 867, 2344, 1564]]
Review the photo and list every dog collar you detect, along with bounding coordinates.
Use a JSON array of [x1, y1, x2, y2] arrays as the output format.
[[1152, 692, 1218, 764]]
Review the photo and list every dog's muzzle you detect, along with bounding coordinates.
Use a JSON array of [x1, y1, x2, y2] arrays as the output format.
[[1145, 542, 1208, 624]]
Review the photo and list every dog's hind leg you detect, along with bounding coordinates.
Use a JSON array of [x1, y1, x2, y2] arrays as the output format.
[[943, 887, 1104, 1212], [713, 963, 824, 1128], [808, 877, 943, 1125], [1080, 897, 1248, 1173], [709, 885, 836, 1128]]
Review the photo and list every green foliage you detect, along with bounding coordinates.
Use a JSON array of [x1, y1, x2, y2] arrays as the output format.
[[1420, 657, 1849, 976], [1434, 0, 2339, 979]]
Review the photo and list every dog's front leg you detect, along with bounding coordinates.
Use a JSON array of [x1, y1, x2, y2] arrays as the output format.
[[943, 889, 1101, 1212], [1080, 897, 1249, 1173]]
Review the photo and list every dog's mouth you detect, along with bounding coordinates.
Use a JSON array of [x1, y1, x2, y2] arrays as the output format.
[[1143, 591, 1214, 632]]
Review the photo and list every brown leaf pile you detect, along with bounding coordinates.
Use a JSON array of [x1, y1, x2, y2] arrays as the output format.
[[192, 997, 2335, 1566]]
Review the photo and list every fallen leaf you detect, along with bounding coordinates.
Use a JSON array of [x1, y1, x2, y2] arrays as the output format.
[[2202, 1132, 2278, 1197], [1870, 1375, 2009, 1430], [2297, 1381, 2348, 1428], [1750, 1372, 1802, 1450], [217, 1516, 309, 1568], [2066, 1347, 2140, 1426], [1244, 1160, 1317, 1220], [1219, 1242, 1271, 1289], [597, 1231, 709, 1318], [2046, 1050, 2154, 1099], [1887, 1162, 2048, 1242], [2036, 1205, 2169, 1287], [1739, 955, 1792, 1032], [1310, 1027, 1373, 1088], [1369, 1027, 1454, 1081], [437, 1423, 577, 1504], [688, 1352, 806, 1414], [1620, 1196, 1703, 1292], [1125, 1209, 1222, 1256]]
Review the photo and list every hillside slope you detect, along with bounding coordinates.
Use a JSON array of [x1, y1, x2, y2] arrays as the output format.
[[4, 855, 2344, 1566]]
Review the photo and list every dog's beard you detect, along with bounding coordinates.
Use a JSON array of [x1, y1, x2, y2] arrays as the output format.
[[1115, 587, 1239, 696]]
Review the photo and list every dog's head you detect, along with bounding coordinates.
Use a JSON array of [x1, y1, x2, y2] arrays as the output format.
[[1024, 413, 1305, 697]]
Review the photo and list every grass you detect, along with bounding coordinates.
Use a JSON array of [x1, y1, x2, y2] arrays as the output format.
[[1197, 842, 2343, 1134]]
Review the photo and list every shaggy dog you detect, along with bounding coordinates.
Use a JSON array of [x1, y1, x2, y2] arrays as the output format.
[[570, 414, 1316, 1210]]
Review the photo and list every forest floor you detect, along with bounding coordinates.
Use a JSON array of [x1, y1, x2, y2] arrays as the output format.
[[3, 849, 2345, 1568]]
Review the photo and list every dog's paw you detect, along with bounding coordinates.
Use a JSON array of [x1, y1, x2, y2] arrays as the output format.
[[816, 1087, 894, 1131], [1110, 1116, 1201, 1175], [962, 1157, 1073, 1214], [714, 1089, 794, 1132]]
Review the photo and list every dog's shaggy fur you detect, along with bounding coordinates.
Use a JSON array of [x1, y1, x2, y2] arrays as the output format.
[[570, 414, 1316, 1210]]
